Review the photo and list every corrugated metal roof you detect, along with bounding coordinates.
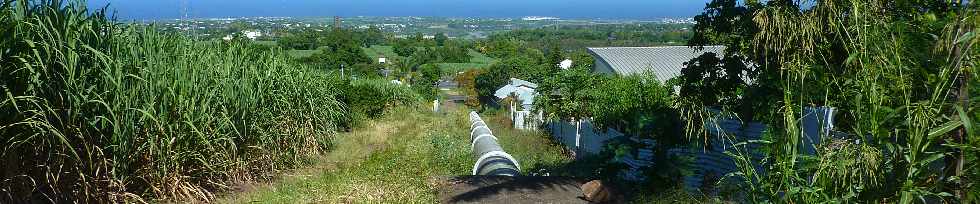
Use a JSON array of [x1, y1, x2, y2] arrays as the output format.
[[509, 78, 538, 89], [588, 46, 726, 82], [495, 78, 538, 108]]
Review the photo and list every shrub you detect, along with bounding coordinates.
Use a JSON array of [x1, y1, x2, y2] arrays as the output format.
[[414, 64, 443, 101], [344, 79, 421, 120]]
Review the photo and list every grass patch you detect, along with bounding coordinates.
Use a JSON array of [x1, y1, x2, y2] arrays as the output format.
[[436, 50, 498, 73], [220, 106, 572, 203], [362, 45, 496, 73], [363, 45, 399, 59], [478, 111, 575, 176], [467, 49, 496, 64]]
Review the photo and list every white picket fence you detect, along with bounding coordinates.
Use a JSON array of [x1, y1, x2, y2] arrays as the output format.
[[546, 119, 625, 155]]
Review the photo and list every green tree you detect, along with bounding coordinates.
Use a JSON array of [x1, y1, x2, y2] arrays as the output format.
[[355, 26, 386, 47], [435, 41, 470, 63], [413, 47, 438, 67], [534, 67, 597, 127], [473, 55, 548, 106], [228, 20, 253, 33], [567, 50, 594, 70], [278, 29, 320, 50], [414, 64, 443, 100], [392, 39, 416, 57], [304, 28, 370, 69], [546, 42, 564, 68], [434, 32, 448, 46]]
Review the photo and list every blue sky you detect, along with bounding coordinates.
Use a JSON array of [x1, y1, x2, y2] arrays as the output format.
[[87, 0, 712, 20]]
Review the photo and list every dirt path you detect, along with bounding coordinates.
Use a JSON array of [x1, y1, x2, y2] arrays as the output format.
[[218, 107, 473, 203], [218, 105, 582, 204]]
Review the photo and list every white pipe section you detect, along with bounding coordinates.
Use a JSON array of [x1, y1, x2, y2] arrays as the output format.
[[472, 150, 522, 175], [468, 111, 521, 176], [470, 134, 497, 150]]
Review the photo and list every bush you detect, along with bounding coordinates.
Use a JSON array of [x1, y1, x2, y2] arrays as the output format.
[[454, 69, 483, 108], [414, 64, 443, 101], [344, 79, 421, 120]]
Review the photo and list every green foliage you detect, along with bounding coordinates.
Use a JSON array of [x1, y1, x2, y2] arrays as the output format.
[[478, 38, 526, 59], [455, 69, 484, 108], [278, 28, 321, 50], [392, 39, 417, 57], [351, 63, 383, 78], [488, 23, 693, 51], [546, 41, 564, 67], [536, 71, 682, 143], [278, 27, 388, 50], [567, 49, 595, 70], [589, 76, 679, 142], [434, 40, 471, 63], [344, 79, 421, 119], [429, 133, 471, 175], [307, 28, 372, 69], [679, 0, 778, 122], [0, 1, 416, 202], [535, 68, 601, 122], [228, 20, 253, 33], [413, 64, 443, 101], [434, 32, 448, 46], [362, 45, 398, 59], [680, 0, 980, 202], [413, 47, 439, 65], [677, 52, 750, 112], [473, 56, 547, 105], [354, 26, 387, 47], [535, 70, 689, 189]]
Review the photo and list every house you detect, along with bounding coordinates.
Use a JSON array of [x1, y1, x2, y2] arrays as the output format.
[[243, 30, 263, 40], [587, 46, 726, 83], [494, 78, 542, 130]]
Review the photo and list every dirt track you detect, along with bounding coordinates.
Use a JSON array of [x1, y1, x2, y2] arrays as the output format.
[[438, 176, 589, 204]]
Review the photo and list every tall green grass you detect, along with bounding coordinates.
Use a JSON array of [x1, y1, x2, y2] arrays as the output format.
[[703, 1, 980, 203], [0, 1, 417, 202]]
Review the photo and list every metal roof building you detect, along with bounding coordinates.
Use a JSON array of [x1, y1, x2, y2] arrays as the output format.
[[494, 78, 538, 110], [587, 46, 726, 83]]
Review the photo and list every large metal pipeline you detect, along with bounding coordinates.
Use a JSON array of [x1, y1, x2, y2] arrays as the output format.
[[469, 111, 521, 176]]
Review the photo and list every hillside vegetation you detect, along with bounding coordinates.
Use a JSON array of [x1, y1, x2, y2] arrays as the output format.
[[0, 1, 417, 202], [220, 108, 572, 203]]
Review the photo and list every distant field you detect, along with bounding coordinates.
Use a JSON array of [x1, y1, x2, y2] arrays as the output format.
[[363, 45, 399, 59], [287, 49, 318, 58], [363, 46, 496, 73], [436, 50, 496, 73], [291, 46, 495, 73], [467, 50, 495, 64]]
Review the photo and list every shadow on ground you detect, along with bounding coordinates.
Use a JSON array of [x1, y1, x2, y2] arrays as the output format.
[[440, 176, 588, 204]]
